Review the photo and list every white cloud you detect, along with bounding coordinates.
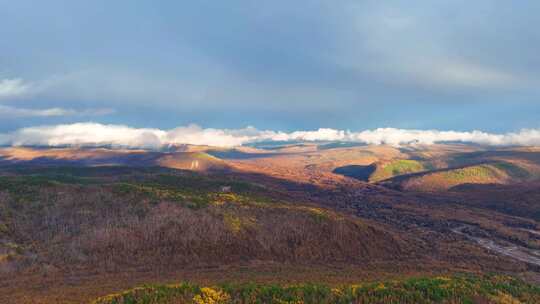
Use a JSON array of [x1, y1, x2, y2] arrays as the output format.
[[166, 125, 256, 147], [0, 78, 31, 99], [0, 105, 114, 118], [3, 123, 166, 149], [0, 105, 70, 117], [1, 123, 540, 148]]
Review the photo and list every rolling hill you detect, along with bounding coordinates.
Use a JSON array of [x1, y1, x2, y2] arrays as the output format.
[[333, 159, 432, 182], [382, 161, 538, 192], [0, 167, 411, 277], [3, 144, 540, 303]]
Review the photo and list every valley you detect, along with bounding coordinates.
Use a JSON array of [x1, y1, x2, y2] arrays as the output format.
[[2, 143, 540, 303]]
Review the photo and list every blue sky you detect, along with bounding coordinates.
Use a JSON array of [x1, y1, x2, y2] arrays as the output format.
[[1, 0, 539, 135]]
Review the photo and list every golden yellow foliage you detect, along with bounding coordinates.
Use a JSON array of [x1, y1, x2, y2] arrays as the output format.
[[223, 213, 256, 234], [375, 283, 386, 290], [489, 291, 522, 304], [193, 287, 230, 304], [0, 254, 9, 263]]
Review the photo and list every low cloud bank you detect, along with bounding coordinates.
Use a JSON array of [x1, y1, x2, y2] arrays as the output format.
[[1, 122, 540, 149]]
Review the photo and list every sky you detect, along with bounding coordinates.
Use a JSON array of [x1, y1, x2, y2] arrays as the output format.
[[1, 1, 540, 147]]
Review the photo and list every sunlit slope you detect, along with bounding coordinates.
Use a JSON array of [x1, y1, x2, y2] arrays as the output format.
[[0, 147, 230, 172], [369, 159, 431, 182], [157, 152, 230, 171], [339, 146, 540, 190], [92, 274, 540, 304], [385, 161, 539, 191], [332, 159, 431, 182]]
